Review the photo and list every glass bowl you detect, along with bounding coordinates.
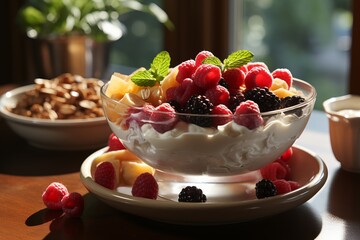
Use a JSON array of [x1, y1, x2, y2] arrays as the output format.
[[100, 78, 316, 181]]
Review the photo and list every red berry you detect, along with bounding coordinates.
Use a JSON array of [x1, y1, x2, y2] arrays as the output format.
[[131, 172, 158, 199], [205, 85, 230, 106], [212, 104, 233, 127], [107, 133, 125, 152], [192, 64, 221, 89], [273, 179, 292, 195], [244, 67, 273, 90], [195, 50, 214, 68], [234, 100, 264, 129], [222, 68, 245, 90], [126, 104, 155, 128], [245, 62, 269, 72], [272, 68, 293, 89], [260, 161, 288, 181], [94, 161, 117, 190], [288, 181, 301, 191], [173, 78, 203, 106], [42, 182, 69, 210], [176, 59, 196, 83], [280, 147, 293, 162], [150, 103, 179, 133], [61, 192, 84, 218]]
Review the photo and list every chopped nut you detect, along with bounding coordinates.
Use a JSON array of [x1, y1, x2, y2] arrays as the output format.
[[8, 73, 105, 120]]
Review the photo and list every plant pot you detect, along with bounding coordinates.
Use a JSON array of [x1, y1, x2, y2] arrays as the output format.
[[27, 35, 112, 80]]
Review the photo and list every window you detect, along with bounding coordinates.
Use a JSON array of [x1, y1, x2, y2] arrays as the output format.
[[230, 0, 353, 110]]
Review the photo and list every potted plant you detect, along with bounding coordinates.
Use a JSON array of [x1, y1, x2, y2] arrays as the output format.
[[16, 0, 173, 80]]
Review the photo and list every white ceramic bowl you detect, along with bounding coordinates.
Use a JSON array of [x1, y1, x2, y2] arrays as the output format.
[[0, 84, 112, 150], [101, 78, 316, 178]]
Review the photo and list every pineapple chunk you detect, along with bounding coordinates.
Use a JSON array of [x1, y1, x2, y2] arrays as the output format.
[[91, 149, 142, 176], [120, 161, 155, 186]]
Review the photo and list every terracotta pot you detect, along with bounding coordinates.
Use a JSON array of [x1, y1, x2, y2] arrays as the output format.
[[27, 35, 112, 80]]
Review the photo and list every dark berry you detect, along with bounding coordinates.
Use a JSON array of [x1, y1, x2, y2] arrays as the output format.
[[178, 186, 207, 202], [183, 95, 213, 127], [255, 179, 277, 199], [244, 87, 280, 112], [228, 93, 246, 113], [218, 78, 229, 89], [280, 95, 305, 108], [280, 95, 305, 117], [168, 99, 183, 113]]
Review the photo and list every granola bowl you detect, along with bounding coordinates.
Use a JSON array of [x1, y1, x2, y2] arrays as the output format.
[[0, 77, 112, 151], [100, 78, 316, 180]]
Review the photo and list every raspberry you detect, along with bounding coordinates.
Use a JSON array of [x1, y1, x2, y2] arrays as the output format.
[[126, 104, 155, 128], [233, 100, 263, 129], [192, 64, 221, 89], [150, 103, 179, 133], [178, 186, 207, 202], [244, 66, 273, 90], [260, 160, 288, 181], [212, 104, 233, 127], [195, 50, 214, 68], [176, 59, 196, 83], [288, 180, 301, 191], [280, 147, 293, 162], [131, 172, 158, 199], [42, 182, 69, 210], [273, 179, 292, 195], [173, 78, 203, 107], [255, 179, 277, 199], [94, 161, 117, 190], [245, 62, 269, 72], [222, 68, 245, 90], [107, 133, 125, 152], [205, 85, 230, 106], [272, 68, 293, 89], [61, 192, 84, 218]]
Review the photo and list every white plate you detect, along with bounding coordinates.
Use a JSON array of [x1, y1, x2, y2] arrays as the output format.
[[80, 145, 327, 225]]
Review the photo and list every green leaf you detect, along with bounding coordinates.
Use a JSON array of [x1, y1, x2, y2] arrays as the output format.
[[150, 51, 171, 78], [131, 70, 157, 87], [223, 50, 254, 70], [202, 56, 223, 69]]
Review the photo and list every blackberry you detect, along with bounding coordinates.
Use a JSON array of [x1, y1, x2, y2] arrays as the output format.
[[280, 95, 305, 108], [255, 179, 277, 199], [280, 95, 305, 117], [244, 87, 281, 112], [184, 95, 213, 127], [218, 77, 229, 89], [168, 99, 183, 113], [228, 93, 246, 113], [178, 186, 207, 202]]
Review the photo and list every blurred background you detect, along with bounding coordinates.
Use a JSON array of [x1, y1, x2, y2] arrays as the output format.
[[3, 0, 358, 110]]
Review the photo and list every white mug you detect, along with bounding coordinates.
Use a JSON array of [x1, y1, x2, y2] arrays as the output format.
[[323, 94, 360, 173]]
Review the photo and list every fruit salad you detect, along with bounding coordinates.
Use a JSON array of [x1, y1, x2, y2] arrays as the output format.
[[100, 50, 316, 176]]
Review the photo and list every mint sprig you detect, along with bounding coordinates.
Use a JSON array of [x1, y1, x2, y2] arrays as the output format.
[[131, 51, 171, 87], [203, 50, 254, 72]]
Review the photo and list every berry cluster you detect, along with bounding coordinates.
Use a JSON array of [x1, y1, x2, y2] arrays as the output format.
[[42, 182, 84, 217], [255, 147, 301, 199], [126, 50, 305, 133]]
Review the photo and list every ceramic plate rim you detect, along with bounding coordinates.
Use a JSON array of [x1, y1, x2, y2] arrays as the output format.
[[80, 145, 328, 224]]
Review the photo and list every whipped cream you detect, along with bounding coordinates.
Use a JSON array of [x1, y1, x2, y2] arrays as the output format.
[[110, 109, 311, 177]]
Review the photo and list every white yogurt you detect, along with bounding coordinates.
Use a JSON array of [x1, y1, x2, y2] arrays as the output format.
[[110, 108, 312, 177]]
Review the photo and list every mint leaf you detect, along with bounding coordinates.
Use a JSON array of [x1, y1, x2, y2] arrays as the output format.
[[131, 70, 157, 87], [223, 50, 254, 70], [131, 51, 171, 86], [150, 51, 171, 77], [202, 56, 223, 69]]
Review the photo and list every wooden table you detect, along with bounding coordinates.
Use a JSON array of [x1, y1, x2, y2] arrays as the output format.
[[1, 84, 359, 239]]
